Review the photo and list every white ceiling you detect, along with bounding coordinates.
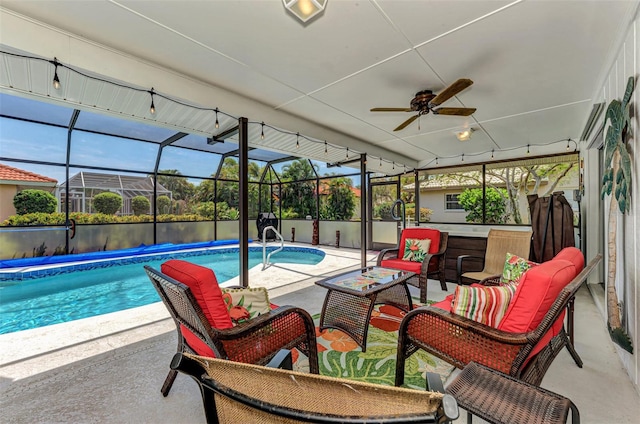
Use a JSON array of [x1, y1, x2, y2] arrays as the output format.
[[1, 0, 638, 172]]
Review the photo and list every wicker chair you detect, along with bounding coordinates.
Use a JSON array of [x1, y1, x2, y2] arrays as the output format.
[[377, 228, 448, 303], [457, 229, 533, 284], [171, 351, 459, 424], [144, 264, 319, 397], [396, 254, 601, 387]]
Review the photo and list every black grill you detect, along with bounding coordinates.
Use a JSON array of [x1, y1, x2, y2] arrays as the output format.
[[256, 212, 278, 241]]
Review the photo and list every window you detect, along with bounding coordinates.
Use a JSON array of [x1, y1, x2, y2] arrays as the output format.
[[445, 193, 464, 210]]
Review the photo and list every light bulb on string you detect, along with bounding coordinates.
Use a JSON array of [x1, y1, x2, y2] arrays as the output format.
[[215, 108, 219, 129], [392, 162, 395, 170], [435, 157, 438, 165], [461, 154, 465, 162], [346, 147, 349, 159], [261, 122, 265, 140], [296, 133, 300, 149], [52, 57, 61, 90], [526, 144, 530, 155], [149, 88, 156, 115], [379, 157, 382, 168], [324, 141, 328, 156], [566, 139, 570, 151], [491, 149, 494, 159]]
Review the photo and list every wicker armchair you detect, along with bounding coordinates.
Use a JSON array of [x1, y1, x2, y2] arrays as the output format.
[[377, 228, 448, 303], [144, 264, 319, 397], [171, 352, 459, 424], [457, 229, 532, 284], [396, 254, 601, 387]]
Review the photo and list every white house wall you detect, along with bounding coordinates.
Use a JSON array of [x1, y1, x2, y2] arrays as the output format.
[[590, 13, 639, 394]]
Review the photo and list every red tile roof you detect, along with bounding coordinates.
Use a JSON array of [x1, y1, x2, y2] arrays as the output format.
[[0, 164, 57, 184]]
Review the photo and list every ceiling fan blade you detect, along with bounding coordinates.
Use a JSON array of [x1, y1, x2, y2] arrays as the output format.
[[394, 114, 419, 131], [432, 107, 476, 116], [371, 107, 413, 112], [429, 78, 474, 106]]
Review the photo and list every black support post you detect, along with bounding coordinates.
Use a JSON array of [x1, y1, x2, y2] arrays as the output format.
[[360, 154, 367, 267], [239, 117, 249, 288]]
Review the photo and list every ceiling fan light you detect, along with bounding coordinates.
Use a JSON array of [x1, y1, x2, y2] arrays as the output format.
[[456, 128, 474, 141], [283, 0, 327, 23]]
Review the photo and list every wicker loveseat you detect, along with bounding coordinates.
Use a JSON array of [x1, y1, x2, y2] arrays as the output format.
[[396, 247, 601, 387]]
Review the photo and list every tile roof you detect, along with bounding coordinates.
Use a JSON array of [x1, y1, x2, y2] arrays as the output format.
[[0, 163, 57, 184]]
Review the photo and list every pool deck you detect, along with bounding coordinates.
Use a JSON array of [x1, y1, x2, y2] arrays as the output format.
[[0, 243, 638, 423]]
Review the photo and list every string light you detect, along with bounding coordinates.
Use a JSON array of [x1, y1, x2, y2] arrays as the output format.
[[392, 162, 395, 170], [149, 88, 156, 115], [346, 147, 349, 159], [52, 57, 61, 90], [296, 132, 300, 149], [6, 52, 581, 176], [324, 140, 328, 156]]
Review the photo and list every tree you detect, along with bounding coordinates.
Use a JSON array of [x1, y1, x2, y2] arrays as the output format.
[[157, 169, 195, 201], [156, 195, 172, 214], [13, 189, 57, 214], [458, 187, 508, 224], [322, 177, 356, 220], [93, 192, 122, 215], [131, 195, 150, 215], [280, 159, 317, 218], [601, 76, 634, 353]]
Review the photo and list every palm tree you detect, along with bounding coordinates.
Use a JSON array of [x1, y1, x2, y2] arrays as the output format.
[[601, 76, 634, 353]]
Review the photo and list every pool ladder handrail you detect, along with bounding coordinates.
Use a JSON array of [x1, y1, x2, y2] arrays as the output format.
[[262, 226, 284, 270]]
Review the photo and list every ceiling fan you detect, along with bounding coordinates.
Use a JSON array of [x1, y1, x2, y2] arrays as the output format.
[[371, 78, 477, 131]]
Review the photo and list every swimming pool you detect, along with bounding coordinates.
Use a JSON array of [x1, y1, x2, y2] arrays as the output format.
[[0, 246, 324, 334]]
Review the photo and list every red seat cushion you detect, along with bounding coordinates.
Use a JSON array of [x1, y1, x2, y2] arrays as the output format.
[[161, 259, 233, 329], [380, 258, 422, 274]]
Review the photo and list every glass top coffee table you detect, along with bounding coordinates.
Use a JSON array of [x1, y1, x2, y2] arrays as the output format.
[[315, 266, 415, 352]]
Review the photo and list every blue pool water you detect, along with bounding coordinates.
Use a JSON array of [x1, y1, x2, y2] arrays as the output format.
[[0, 246, 324, 334]]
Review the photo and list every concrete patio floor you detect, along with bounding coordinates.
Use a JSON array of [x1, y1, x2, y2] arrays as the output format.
[[0, 245, 638, 423]]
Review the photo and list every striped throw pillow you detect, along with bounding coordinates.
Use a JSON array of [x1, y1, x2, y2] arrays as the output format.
[[451, 284, 517, 328]]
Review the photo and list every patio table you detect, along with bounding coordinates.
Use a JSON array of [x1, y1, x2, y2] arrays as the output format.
[[315, 266, 414, 352]]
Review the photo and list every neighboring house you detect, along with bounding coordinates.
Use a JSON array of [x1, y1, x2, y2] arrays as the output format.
[[0, 163, 57, 222], [56, 171, 172, 216], [405, 170, 578, 224]]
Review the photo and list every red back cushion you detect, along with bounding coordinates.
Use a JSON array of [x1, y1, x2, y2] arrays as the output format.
[[498, 259, 576, 333], [553, 247, 584, 273], [399, 228, 441, 258], [161, 259, 233, 329]]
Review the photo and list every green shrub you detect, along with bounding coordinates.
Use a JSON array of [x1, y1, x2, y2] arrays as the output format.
[[131, 196, 151, 216], [156, 195, 172, 214], [196, 201, 216, 219], [93, 192, 123, 215], [13, 189, 57, 215]]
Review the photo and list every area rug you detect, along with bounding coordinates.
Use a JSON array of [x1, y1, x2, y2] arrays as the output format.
[[293, 302, 455, 390]]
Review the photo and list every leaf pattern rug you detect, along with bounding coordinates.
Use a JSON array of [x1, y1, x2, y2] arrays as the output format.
[[294, 302, 455, 390]]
